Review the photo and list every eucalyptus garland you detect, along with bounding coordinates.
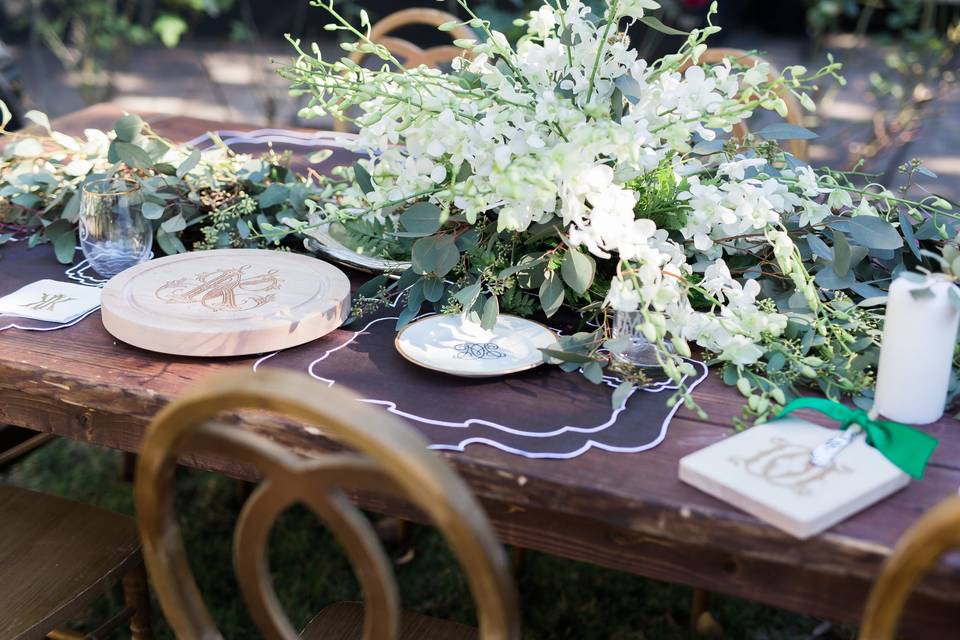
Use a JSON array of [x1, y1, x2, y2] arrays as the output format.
[[0, 104, 345, 262]]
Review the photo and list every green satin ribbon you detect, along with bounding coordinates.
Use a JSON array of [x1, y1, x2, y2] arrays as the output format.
[[776, 397, 938, 479]]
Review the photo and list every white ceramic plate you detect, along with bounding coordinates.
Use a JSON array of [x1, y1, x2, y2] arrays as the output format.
[[395, 314, 556, 377]]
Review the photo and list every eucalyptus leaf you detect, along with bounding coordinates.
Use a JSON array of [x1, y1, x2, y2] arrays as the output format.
[[396, 302, 420, 329], [113, 142, 154, 170], [114, 115, 143, 143], [176, 149, 201, 179], [765, 351, 786, 373], [898, 210, 921, 260], [850, 281, 888, 299], [353, 161, 374, 194], [692, 139, 725, 155], [814, 265, 856, 290], [481, 295, 499, 330], [258, 184, 290, 209], [62, 193, 81, 223], [142, 202, 165, 220], [540, 347, 594, 364], [161, 213, 187, 233], [356, 274, 388, 300], [156, 227, 186, 255], [857, 296, 888, 308], [831, 231, 851, 278], [806, 233, 833, 262], [560, 247, 595, 295], [454, 280, 482, 309], [52, 230, 76, 264], [582, 361, 603, 384], [603, 335, 630, 354], [539, 272, 565, 318], [611, 380, 634, 409], [638, 15, 687, 36], [400, 201, 442, 236], [411, 234, 460, 277], [843, 216, 903, 251], [423, 276, 445, 302], [755, 123, 818, 141]]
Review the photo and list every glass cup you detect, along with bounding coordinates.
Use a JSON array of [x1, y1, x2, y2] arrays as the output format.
[[79, 178, 153, 279], [611, 310, 672, 368]]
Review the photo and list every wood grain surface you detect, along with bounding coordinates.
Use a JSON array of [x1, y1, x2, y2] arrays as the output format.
[[101, 249, 351, 357], [1, 104, 958, 638]]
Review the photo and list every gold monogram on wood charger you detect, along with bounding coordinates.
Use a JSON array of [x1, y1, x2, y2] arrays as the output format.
[[155, 265, 283, 312], [730, 437, 852, 495]]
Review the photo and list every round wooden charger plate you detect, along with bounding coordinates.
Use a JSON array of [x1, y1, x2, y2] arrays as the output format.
[[101, 249, 351, 357]]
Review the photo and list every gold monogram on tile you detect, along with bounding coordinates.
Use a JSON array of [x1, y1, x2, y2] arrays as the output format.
[[730, 437, 852, 496], [20, 292, 77, 312], [155, 266, 283, 312]]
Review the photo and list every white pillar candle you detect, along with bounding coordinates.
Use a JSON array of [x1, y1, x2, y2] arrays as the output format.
[[874, 274, 960, 424]]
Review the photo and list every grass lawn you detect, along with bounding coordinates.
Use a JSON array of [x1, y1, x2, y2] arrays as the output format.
[[2, 438, 856, 639]]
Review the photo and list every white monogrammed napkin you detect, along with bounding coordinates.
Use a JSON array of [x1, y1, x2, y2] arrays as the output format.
[[0, 279, 102, 323]]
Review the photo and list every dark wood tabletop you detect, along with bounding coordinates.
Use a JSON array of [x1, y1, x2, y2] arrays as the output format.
[[2, 104, 959, 637]]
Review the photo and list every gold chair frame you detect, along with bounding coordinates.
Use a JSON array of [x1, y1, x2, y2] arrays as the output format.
[[135, 368, 519, 640], [348, 8, 475, 71], [682, 48, 809, 161], [859, 495, 960, 639]]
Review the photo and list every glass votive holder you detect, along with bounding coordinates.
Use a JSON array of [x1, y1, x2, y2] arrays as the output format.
[[610, 310, 672, 368], [79, 178, 153, 279]]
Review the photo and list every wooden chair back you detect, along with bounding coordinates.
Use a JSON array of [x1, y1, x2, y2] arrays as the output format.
[[681, 48, 809, 161], [333, 8, 475, 132], [859, 495, 960, 639], [135, 368, 519, 640]]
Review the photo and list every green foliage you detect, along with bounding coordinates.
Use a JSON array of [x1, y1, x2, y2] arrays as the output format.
[[0, 111, 347, 261], [626, 165, 687, 232], [10, 0, 236, 102]]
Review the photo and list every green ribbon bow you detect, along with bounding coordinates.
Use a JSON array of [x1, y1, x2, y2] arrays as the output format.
[[776, 397, 938, 479]]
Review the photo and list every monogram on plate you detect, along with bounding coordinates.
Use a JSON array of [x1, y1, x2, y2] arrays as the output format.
[[453, 342, 507, 360], [155, 265, 283, 312]]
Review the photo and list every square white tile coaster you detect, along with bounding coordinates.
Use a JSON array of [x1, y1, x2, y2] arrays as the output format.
[[679, 419, 909, 539], [0, 279, 102, 324]]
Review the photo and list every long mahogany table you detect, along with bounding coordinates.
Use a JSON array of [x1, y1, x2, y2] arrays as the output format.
[[2, 104, 959, 637]]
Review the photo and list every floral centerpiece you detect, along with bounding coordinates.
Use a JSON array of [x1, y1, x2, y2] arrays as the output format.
[[281, 0, 960, 421]]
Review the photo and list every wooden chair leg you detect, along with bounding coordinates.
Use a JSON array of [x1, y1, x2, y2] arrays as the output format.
[[376, 516, 416, 564], [509, 546, 527, 578], [122, 451, 137, 483], [691, 588, 723, 637], [122, 562, 153, 640]]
